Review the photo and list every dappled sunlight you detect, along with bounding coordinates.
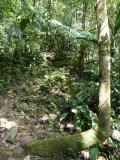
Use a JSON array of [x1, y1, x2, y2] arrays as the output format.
[[101, 21, 109, 37], [0, 118, 17, 129], [0, 0, 119, 159], [41, 113, 58, 121]]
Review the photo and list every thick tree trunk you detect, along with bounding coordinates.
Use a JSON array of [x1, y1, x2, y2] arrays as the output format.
[[25, 126, 99, 159], [25, 1, 111, 159]]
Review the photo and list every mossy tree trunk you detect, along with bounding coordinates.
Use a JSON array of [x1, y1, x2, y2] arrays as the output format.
[[25, 0, 111, 159]]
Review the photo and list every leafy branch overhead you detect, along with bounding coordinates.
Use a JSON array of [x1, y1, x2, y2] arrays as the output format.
[[51, 20, 98, 44], [8, 15, 97, 44], [114, 8, 120, 35]]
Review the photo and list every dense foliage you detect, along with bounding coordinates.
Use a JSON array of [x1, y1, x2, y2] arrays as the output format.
[[0, 0, 120, 159]]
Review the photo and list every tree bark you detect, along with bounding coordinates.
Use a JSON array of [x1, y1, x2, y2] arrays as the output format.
[[82, 2, 88, 30], [78, 2, 88, 75], [25, 0, 111, 159], [97, 0, 111, 139], [119, 47, 120, 97], [33, 0, 35, 7]]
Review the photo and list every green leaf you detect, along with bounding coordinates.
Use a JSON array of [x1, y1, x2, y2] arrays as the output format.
[[78, 98, 84, 104], [81, 119, 85, 125], [72, 30, 98, 44], [83, 69, 93, 73], [32, 14, 36, 19], [71, 109, 78, 114], [33, 20, 41, 29], [90, 147, 99, 160], [8, 27, 15, 42], [84, 114, 91, 120], [60, 113, 68, 121], [20, 19, 28, 31], [77, 88, 88, 97], [36, 78, 43, 85], [78, 140, 84, 147], [114, 9, 120, 35], [51, 20, 97, 44], [0, 84, 4, 91], [16, 28, 22, 43]]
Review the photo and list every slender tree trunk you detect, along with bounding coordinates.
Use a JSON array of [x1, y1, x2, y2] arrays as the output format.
[[33, 0, 35, 7], [97, 0, 111, 139], [78, 2, 88, 75], [25, 1, 111, 158], [82, 3, 88, 30], [75, 0, 78, 22], [46, 0, 51, 51], [119, 48, 120, 96]]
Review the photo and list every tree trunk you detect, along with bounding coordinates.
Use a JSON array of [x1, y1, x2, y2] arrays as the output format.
[[33, 0, 35, 7], [78, 2, 88, 75], [119, 47, 120, 97], [82, 2, 88, 30], [97, 0, 111, 139], [25, 0, 111, 159], [46, 0, 52, 51]]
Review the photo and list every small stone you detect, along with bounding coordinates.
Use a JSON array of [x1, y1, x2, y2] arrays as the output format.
[[66, 123, 74, 129], [9, 144, 16, 150], [112, 130, 120, 141], [23, 155, 30, 160], [5, 127, 17, 143], [20, 139, 27, 148]]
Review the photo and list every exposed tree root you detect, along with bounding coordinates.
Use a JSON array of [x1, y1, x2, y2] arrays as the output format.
[[25, 124, 108, 159]]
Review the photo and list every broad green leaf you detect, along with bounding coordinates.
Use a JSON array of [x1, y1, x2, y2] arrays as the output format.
[[71, 109, 78, 114], [0, 84, 4, 91], [20, 19, 28, 31], [114, 9, 120, 35], [32, 14, 36, 19], [8, 27, 14, 42], [51, 20, 97, 44], [16, 28, 22, 43], [77, 88, 88, 97], [78, 140, 84, 147], [83, 69, 94, 73], [71, 30, 98, 44], [78, 98, 84, 104], [84, 114, 91, 120], [33, 20, 41, 29], [81, 119, 85, 125], [60, 113, 68, 121], [90, 147, 99, 160]]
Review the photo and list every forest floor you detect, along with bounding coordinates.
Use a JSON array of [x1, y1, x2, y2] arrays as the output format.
[[0, 78, 72, 160], [0, 54, 119, 160], [0, 67, 89, 160]]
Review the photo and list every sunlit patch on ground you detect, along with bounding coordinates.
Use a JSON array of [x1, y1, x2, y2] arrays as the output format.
[[0, 118, 17, 130]]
